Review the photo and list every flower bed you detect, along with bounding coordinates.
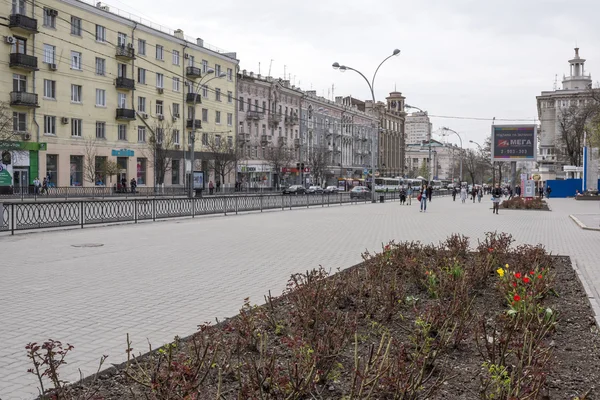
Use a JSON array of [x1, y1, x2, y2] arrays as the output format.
[[27, 233, 599, 399], [501, 196, 549, 210]]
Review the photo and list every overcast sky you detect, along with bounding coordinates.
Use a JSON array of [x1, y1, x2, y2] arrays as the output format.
[[113, 0, 599, 148]]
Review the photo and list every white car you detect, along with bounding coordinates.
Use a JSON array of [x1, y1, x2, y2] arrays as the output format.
[[324, 186, 338, 194], [307, 186, 324, 194]]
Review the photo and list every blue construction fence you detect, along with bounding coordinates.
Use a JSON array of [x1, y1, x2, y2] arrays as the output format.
[[544, 179, 600, 198]]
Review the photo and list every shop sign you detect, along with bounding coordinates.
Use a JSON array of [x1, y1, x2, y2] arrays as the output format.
[[0, 141, 47, 151], [238, 165, 272, 173], [0, 163, 12, 186], [112, 149, 135, 157]]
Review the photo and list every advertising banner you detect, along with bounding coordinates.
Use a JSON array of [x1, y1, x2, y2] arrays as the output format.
[[491, 125, 537, 161], [193, 171, 204, 189]]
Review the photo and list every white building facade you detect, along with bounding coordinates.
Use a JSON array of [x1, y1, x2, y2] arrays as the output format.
[[405, 111, 431, 145]]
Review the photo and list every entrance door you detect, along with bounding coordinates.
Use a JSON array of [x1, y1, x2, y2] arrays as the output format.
[[13, 168, 28, 194]]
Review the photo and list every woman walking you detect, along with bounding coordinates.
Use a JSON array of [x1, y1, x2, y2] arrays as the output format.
[[460, 185, 467, 203], [419, 184, 428, 212], [491, 183, 502, 214], [477, 186, 483, 203]]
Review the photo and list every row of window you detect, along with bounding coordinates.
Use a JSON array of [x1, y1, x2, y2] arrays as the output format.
[[238, 97, 299, 116], [239, 122, 299, 138]]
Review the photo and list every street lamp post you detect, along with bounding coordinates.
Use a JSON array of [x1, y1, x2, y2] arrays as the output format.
[[332, 48, 400, 203], [188, 70, 227, 198], [470, 140, 484, 185], [442, 127, 463, 183]]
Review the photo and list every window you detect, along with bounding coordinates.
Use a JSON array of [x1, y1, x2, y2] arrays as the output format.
[[188, 55, 194, 67], [71, 118, 82, 136], [227, 68, 233, 81], [43, 79, 56, 99], [137, 126, 146, 142], [138, 97, 146, 112], [172, 129, 180, 145], [43, 115, 55, 135], [136, 158, 147, 184], [137, 68, 146, 84], [215, 111, 221, 124], [202, 85, 208, 98], [227, 136, 233, 148], [256, 100, 260, 111], [117, 32, 127, 47], [201, 108, 208, 122], [43, 8, 56, 28], [12, 0, 25, 14], [172, 50, 179, 65], [202, 59, 208, 73], [69, 156, 83, 186], [71, 16, 82, 36], [239, 97, 244, 111], [173, 103, 180, 117], [95, 25, 106, 42], [171, 159, 180, 184], [202, 133, 208, 145], [215, 135, 221, 147], [71, 84, 82, 103], [156, 100, 163, 115], [215, 88, 221, 101], [43, 44, 55, 64], [227, 112, 233, 126], [96, 122, 106, 139], [215, 64, 221, 76], [46, 154, 58, 185], [71, 51, 82, 70], [172, 77, 180, 92], [12, 112, 26, 131], [118, 93, 126, 108], [247, 100, 251, 111], [227, 91, 232, 103], [117, 63, 127, 78], [138, 39, 146, 55], [95, 89, 106, 106], [95, 57, 105, 75], [118, 124, 127, 141], [156, 73, 164, 88], [94, 156, 106, 185], [156, 45, 163, 60]]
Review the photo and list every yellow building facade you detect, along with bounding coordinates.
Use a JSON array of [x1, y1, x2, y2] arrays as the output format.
[[2, 0, 237, 190]]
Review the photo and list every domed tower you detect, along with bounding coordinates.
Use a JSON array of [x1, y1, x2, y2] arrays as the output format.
[[562, 47, 592, 90]]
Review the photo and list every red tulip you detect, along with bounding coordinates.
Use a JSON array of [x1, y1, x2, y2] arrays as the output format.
[[515, 272, 522, 279], [523, 277, 531, 284], [513, 294, 521, 302]]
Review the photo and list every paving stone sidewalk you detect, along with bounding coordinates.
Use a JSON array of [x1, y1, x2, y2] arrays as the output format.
[[0, 197, 598, 399]]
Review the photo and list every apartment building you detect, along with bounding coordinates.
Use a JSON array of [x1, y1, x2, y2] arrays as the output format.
[[1, 0, 237, 190], [405, 111, 431, 145], [236, 70, 302, 188], [405, 139, 459, 181]]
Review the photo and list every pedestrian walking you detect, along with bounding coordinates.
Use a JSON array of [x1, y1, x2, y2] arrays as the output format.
[[41, 177, 48, 195], [546, 185, 552, 198], [121, 177, 127, 193], [471, 186, 477, 203], [407, 186, 413, 205], [399, 188, 406, 205], [492, 183, 502, 214], [33, 177, 40, 195], [539, 185, 544, 199], [216, 180, 221, 193], [460, 186, 467, 203], [209, 180, 214, 195], [419, 184, 428, 212], [130, 178, 137, 193], [426, 185, 433, 202], [515, 185, 521, 197], [452, 187, 457, 201], [477, 187, 483, 203]]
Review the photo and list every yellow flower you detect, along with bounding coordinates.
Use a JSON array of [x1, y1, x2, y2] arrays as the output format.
[[496, 268, 505, 277], [505, 263, 509, 269]]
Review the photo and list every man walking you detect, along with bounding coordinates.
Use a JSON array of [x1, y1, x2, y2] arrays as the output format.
[[407, 186, 412, 205], [33, 177, 40, 195], [452, 186, 457, 201], [492, 183, 502, 214], [419, 184, 428, 212], [546, 185, 552, 198], [426, 185, 433, 202]]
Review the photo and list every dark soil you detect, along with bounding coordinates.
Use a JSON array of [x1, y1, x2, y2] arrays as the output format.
[[52, 239, 599, 400]]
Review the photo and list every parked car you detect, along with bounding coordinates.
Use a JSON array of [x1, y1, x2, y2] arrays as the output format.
[[306, 186, 324, 195], [350, 186, 371, 199], [282, 185, 306, 195], [324, 186, 339, 194]]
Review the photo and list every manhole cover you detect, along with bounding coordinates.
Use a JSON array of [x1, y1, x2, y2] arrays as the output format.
[[71, 243, 104, 248]]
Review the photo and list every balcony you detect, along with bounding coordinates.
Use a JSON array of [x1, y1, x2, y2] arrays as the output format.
[[294, 138, 300, 148], [115, 45, 135, 60], [246, 110, 264, 120], [186, 119, 202, 129], [116, 108, 135, 120], [284, 115, 298, 125], [9, 14, 38, 33], [10, 91, 38, 107], [115, 77, 135, 91], [186, 66, 202, 79], [186, 93, 202, 104], [268, 113, 282, 126], [279, 137, 288, 146], [238, 133, 250, 143], [9, 53, 38, 71], [261, 135, 272, 145]]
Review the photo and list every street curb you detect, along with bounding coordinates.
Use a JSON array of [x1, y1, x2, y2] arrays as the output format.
[[571, 258, 600, 329], [569, 214, 600, 231]]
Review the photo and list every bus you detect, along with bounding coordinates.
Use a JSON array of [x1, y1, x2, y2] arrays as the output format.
[[374, 177, 401, 192], [337, 178, 365, 192], [406, 178, 424, 191]]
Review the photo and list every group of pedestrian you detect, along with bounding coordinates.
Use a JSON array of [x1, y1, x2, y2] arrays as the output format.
[[208, 180, 221, 195], [115, 177, 137, 193], [33, 176, 49, 195]]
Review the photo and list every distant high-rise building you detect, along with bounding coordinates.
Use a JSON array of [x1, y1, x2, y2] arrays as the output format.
[[405, 111, 431, 145]]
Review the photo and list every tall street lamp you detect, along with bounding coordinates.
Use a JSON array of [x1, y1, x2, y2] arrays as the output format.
[[470, 139, 484, 185], [332, 48, 400, 203], [188, 69, 227, 198], [405, 104, 431, 183], [442, 127, 463, 183]]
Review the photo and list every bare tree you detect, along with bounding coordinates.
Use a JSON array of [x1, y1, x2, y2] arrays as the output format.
[[263, 141, 294, 188], [586, 88, 600, 147], [0, 102, 18, 142], [307, 145, 330, 186], [557, 104, 597, 166], [205, 133, 238, 187], [146, 121, 177, 188], [102, 160, 120, 185], [83, 136, 99, 185], [463, 149, 479, 185]]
